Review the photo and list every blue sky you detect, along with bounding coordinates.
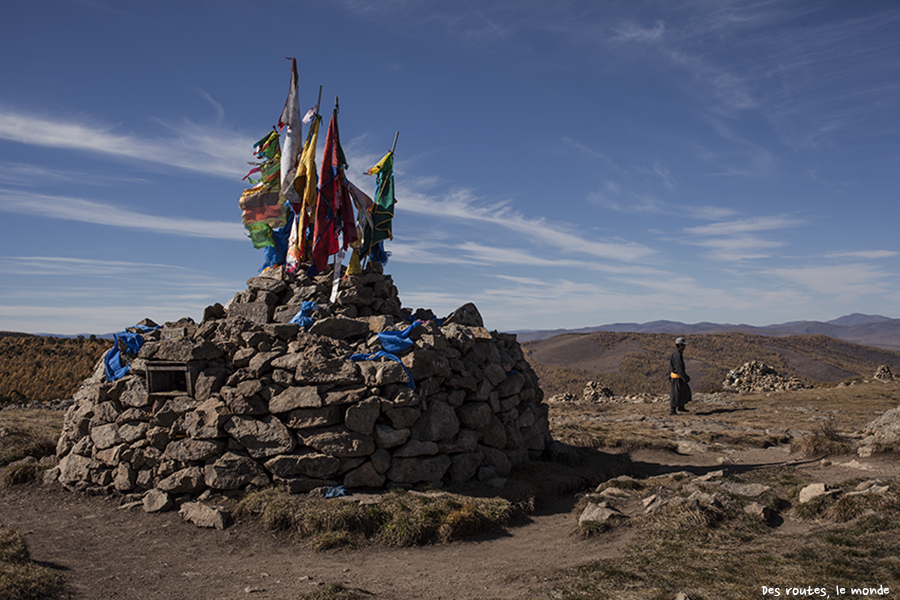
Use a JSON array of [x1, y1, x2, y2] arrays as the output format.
[[2, 0, 899, 335]]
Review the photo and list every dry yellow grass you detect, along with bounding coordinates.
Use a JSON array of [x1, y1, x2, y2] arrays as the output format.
[[0, 409, 64, 466]]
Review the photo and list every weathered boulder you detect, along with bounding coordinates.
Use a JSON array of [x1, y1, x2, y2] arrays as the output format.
[[157, 466, 206, 495], [263, 452, 341, 479], [204, 452, 271, 489], [142, 489, 175, 513], [579, 501, 626, 526], [179, 502, 233, 529], [224, 415, 295, 458], [387, 455, 452, 484]]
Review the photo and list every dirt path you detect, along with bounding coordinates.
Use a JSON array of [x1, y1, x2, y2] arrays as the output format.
[[4, 444, 897, 600], [0, 481, 633, 600]]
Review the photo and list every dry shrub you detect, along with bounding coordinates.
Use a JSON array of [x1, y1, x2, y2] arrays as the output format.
[[791, 417, 855, 458], [0, 432, 57, 467], [0, 527, 66, 600], [235, 485, 304, 532], [825, 491, 900, 522], [236, 487, 516, 549], [0, 527, 29, 564], [295, 583, 373, 600], [2, 463, 51, 486]]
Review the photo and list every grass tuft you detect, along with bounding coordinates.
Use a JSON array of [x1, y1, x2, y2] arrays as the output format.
[[791, 418, 856, 458], [0, 527, 66, 600], [236, 487, 518, 549], [295, 583, 373, 600], [2, 463, 51, 486]]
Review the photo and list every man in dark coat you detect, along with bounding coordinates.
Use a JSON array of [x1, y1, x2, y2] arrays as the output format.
[[668, 337, 691, 415]]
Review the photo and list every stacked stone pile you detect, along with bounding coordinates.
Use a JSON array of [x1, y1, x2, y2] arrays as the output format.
[[723, 361, 806, 393], [874, 365, 894, 380], [50, 266, 552, 506], [582, 381, 615, 402]]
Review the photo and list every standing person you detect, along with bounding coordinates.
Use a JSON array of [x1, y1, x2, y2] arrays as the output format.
[[668, 337, 692, 415]]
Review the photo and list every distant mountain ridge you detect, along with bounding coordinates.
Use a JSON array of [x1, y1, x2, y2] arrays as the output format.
[[513, 313, 900, 351]]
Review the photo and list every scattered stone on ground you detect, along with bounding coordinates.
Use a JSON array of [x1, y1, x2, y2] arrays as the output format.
[[580, 466, 895, 531]]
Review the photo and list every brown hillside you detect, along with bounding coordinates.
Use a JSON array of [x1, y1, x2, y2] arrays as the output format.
[[0, 334, 112, 403], [523, 331, 900, 397]]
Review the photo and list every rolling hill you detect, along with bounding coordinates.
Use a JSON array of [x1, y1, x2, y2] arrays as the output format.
[[0, 332, 112, 403], [514, 313, 900, 351], [522, 330, 900, 398]]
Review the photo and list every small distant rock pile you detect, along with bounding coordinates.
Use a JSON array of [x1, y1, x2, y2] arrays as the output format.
[[49, 266, 552, 508], [874, 365, 894, 381], [546, 382, 616, 403], [723, 361, 806, 393], [582, 381, 615, 402]]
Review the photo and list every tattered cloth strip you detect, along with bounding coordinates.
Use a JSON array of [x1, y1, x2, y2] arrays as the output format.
[[240, 130, 289, 231], [330, 250, 345, 303], [344, 247, 362, 277], [347, 180, 375, 242], [260, 204, 294, 272], [240, 182, 287, 228], [360, 151, 395, 261], [293, 113, 321, 262], [285, 213, 302, 271], [350, 351, 415, 389], [279, 57, 302, 208], [308, 106, 358, 277], [246, 221, 275, 249], [104, 331, 147, 381]]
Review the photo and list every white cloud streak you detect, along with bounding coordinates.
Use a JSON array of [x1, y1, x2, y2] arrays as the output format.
[[774, 263, 892, 300], [0, 190, 246, 241], [684, 215, 802, 237], [0, 107, 252, 179], [399, 188, 655, 263]]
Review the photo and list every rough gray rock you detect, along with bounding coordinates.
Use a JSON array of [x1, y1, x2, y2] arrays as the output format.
[[579, 501, 626, 526]]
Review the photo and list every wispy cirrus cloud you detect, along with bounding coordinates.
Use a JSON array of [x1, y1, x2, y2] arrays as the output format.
[[609, 21, 665, 44], [399, 186, 656, 263], [825, 250, 899, 260], [0, 161, 150, 188], [681, 214, 803, 260], [0, 107, 252, 178], [0, 189, 246, 240], [773, 262, 894, 301], [684, 214, 803, 237]]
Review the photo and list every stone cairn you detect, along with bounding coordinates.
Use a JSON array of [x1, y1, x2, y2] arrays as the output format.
[[874, 365, 894, 381], [723, 360, 806, 393], [581, 381, 615, 402], [50, 266, 552, 507]]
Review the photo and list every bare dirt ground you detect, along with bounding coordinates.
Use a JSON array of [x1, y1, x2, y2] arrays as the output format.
[[2, 384, 899, 600]]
